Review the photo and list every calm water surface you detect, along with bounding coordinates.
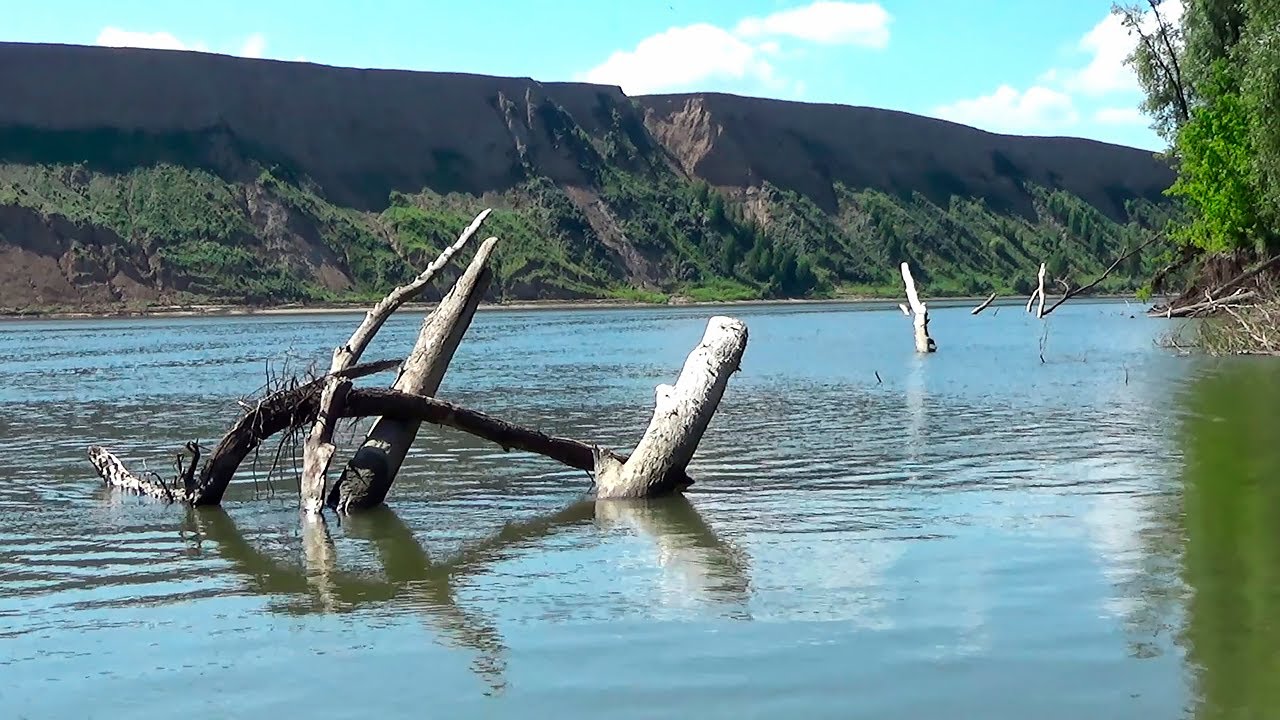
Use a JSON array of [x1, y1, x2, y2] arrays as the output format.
[[1, 300, 1277, 719]]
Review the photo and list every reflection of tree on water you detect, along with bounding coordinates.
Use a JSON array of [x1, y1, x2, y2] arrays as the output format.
[[183, 494, 751, 691], [1175, 363, 1280, 719], [595, 496, 753, 617]]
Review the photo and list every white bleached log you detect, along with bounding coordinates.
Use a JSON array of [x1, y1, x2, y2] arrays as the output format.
[[593, 316, 748, 499], [971, 292, 997, 315], [1035, 263, 1047, 318], [900, 262, 936, 353]]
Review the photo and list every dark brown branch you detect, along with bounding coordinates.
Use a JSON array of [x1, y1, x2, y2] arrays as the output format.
[[1041, 235, 1163, 317], [189, 358, 400, 506], [1147, 0, 1190, 124], [340, 388, 695, 493]]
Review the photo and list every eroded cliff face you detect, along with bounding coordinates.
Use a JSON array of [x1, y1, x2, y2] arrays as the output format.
[[0, 204, 165, 310], [0, 42, 1175, 313], [637, 93, 1173, 221]]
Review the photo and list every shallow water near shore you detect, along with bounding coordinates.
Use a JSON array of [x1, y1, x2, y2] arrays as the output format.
[[1, 299, 1277, 719]]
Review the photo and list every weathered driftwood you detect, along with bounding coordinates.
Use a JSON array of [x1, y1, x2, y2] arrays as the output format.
[[592, 316, 747, 499], [329, 236, 499, 512], [971, 292, 997, 315], [900, 262, 935, 353], [88, 446, 178, 501], [1163, 288, 1258, 318], [94, 362, 699, 508], [89, 440, 201, 502], [299, 209, 493, 513], [1150, 253, 1280, 317]]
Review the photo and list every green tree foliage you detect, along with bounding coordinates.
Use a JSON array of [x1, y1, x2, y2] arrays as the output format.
[[1119, 0, 1280, 255]]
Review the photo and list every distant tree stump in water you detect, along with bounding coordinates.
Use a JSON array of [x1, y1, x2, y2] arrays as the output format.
[[900, 262, 936, 353]]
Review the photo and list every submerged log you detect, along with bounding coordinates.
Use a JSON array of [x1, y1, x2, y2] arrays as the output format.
[[88, 446, 176, 501], [329, 236, 499, 512], [971, 292, 997, 315], [299, 210, 493, 513], [900, 262, 935, 353], [592, 315, 748, 499]]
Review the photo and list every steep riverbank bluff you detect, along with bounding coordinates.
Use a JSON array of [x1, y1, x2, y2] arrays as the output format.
[[0, 41, 1172, 315]]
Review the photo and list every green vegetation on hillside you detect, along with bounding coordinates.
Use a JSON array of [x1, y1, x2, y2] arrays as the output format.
[[0, 88, 1172, 312]]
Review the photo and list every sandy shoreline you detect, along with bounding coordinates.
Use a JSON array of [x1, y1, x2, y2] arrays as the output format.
[[0, 294, 1145, 321]]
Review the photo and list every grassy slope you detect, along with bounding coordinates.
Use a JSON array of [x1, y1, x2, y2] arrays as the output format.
[[0, 97, 1174, 310]]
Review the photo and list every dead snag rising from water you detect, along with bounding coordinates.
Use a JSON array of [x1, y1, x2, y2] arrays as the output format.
[[87, 209, 747, 517], [300, 209, 494, 514], [1027, 263, 1046, 317], [900, 262, 936, 353], [1039, 235, 1164, 319], [329, 236, 499, 512], [592, 316, 748, 499]]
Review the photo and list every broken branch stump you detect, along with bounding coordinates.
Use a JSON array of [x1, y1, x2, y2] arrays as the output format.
[[329, 236, 499, 512], [1027, 262, 1046, 316], [592, 316, 748, 499]]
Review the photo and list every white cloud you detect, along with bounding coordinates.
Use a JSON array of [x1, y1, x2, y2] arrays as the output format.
[[580, 2, 888, 96], [931, 2, 1181, 141], [94, 26, 269, 60], [581, 23, 779, 95], [239, 33, 267, 59], [95, 27, 206, 52], [1064, 13, 1140, 96], [1094, 106, 1145, 125], [934, 85, 1079, 133], [735, 1, 891, 48], [1062, 0, 1184, 96]]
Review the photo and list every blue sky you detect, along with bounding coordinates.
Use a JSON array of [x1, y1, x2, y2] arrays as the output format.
[[1, 1, 1172, 151]]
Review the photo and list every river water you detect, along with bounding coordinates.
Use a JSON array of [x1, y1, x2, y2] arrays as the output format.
[[1, 300, 1277, 719]]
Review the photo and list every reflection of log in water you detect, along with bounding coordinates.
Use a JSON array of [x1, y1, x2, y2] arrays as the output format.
[[188, 506, 518, 692], [595, 496, 752, 614], [184, 496, 752, 689]]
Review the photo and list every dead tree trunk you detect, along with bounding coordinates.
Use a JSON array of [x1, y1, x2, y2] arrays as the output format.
[[592, 316, 748, 499], [298, 209, 493, 513], [900, 262, 936, 353], [328, 236, 499, 512], [1027, 263, 1046, 317], [971, 292, 997, 315]]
